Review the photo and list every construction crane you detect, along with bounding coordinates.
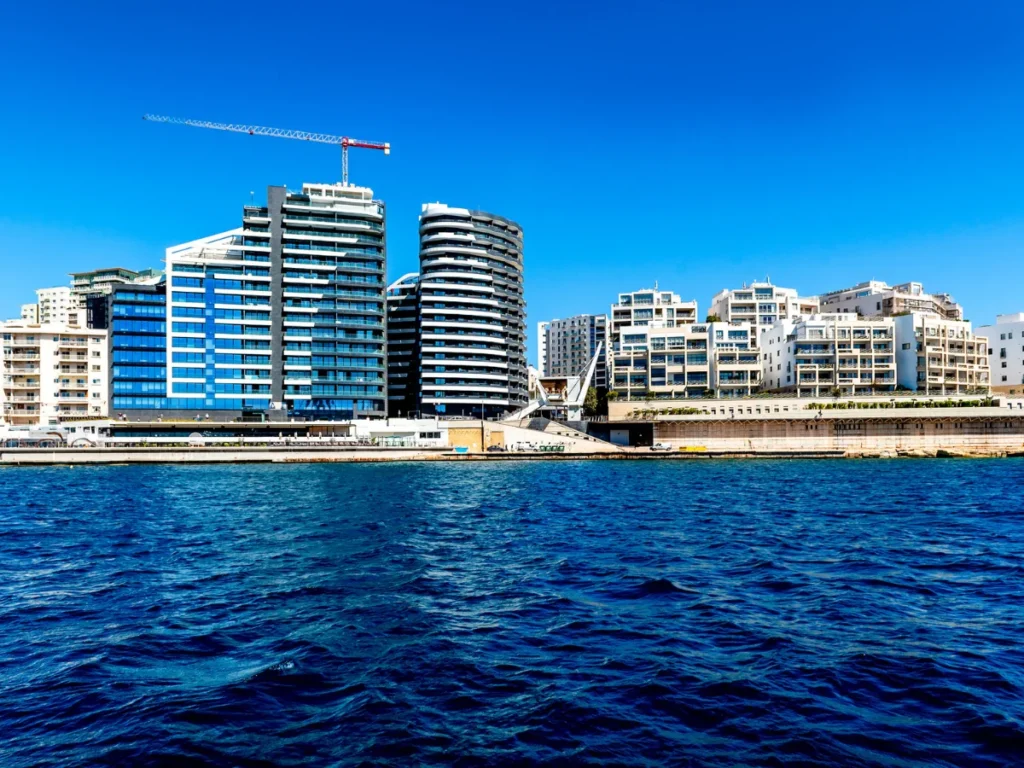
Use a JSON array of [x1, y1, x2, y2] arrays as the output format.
[[142, 114, 390, 186]]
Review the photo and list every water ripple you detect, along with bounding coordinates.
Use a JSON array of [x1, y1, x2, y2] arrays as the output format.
[[2, 460, 1024, 766]]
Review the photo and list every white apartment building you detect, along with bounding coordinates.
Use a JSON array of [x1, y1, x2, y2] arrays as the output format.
[[36, 286, 83, 325], [894, 313, 989, 395], [540, 314, 607, 387], [20, 304, 39, 323], [1, 321, 108, 426], [418, 203, 528, 419], [709, 281, 819, 343], [610, 322, 710, 399], [536, 321, 549, 375], [977, 313, 1024, 392], [761, 314, 897, 397], [819, 280, 963, 320], [610, 288, 697, 341], [708, 322, 761, 397]]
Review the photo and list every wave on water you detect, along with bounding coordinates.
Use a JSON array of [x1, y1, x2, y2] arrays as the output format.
[[2, 460, 1024, 766]]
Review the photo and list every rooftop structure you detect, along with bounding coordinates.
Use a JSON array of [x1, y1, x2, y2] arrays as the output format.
[[70, 267, 163, 299], [818, 280, 963, 320]]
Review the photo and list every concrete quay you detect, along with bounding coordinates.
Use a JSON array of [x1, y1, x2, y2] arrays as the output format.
[[1, 443, 1021, 465]]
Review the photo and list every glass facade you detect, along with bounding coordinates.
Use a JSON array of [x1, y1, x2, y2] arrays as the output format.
[[167, 233, 274, 413], [109, 283, 169, 412], [160, 182, 387, 420], [278, 184, 386, 420]]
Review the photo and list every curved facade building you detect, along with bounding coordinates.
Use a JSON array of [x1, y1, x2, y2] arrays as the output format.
[[418, 203, 527, 418]]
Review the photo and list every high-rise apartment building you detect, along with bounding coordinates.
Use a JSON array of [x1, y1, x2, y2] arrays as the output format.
[[709, 281, 819, 343], [386, 273, 420, 416], [417, 203, 527, 418], [541, 314, 607, 388], [20, 304, 38, 323], [894, 314, 989, 395], [818, 280, 963, 320], [1, 321, 108, 426], [761, 314, 898, 397], [156, 182, 387, 420], [977, 314, 1024, 392]]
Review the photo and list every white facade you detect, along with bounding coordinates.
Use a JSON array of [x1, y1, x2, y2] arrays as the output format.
[[610, 322, 710, 399], [894, 313, 990, 395], [36, 286, 83, 325], [608, 320, 760, 400], [977, 313, 1024, 391], [350, 417, 448, 447], [20, 304, 38, 323], [536, 321, 549, 376], [709, 281, 819, 344], [760, 314, 897, 397], [610, 288, 697, 341], [707, 322, 761, 397], [166, 228, 272, 411], [540, 314, 607, 387], [819, 280, 963, 320], [1, 321, 108, 426], [418, 202, 527, 419]]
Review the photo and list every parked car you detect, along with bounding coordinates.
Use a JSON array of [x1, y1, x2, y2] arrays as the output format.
[[650, 442, 673, 451], [486, 444, 505, 452]]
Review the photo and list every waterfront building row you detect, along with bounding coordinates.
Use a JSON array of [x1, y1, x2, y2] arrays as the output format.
[[4, 183, 529, 426]]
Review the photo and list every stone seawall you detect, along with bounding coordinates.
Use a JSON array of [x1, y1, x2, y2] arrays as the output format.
[[649, 410, 1024, 457]]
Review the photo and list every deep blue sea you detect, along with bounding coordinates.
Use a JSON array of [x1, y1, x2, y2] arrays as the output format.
[[2, 460, 1024, 767]]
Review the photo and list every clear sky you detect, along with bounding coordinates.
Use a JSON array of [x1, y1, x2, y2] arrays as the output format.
[[3, 1, 1024, 359]]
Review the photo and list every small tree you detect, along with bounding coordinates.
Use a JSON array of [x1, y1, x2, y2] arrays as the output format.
[[607, 389, 620, 401], [583, 386, 598, 417], [705, 314, 722, 323]]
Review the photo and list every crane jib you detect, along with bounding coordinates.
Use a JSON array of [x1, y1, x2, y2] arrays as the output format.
[[142, 113, 390, 184]]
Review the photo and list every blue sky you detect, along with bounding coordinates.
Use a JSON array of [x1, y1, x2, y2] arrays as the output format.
[[3, 1, 1024, 359]]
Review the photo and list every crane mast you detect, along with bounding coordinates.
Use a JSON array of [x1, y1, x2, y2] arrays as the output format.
[[142, 114, 390, 186]]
